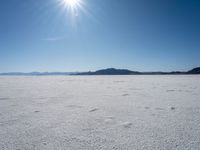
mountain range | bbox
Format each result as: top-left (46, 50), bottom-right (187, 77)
top-left (76, 67), bottom-right (200, 75)
top-left (0, 67), bottom-right (200, 76)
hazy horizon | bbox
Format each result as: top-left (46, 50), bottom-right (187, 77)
top-left (0, 66), bottom-right (199, 75)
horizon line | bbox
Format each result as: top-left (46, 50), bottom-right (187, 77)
top-left (0, 66), bottom-right (199, 74)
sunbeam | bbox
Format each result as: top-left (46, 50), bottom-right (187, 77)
top-left (58, 0), bottom-right (84, 17)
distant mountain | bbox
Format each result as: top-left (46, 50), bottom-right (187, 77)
top-left (77, 68), bottom-right (141, 75)
top-left (187, 67), bottom-right (200, 74)
top-left (76, 67), bottom-right (200, 75)
top-left (0, 67), bottom-right (200, 76)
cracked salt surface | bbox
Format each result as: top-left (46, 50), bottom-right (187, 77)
top-left (0, 75), bottom-right (200, 150)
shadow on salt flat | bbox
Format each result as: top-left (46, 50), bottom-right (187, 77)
top-left (170, 107), bottom-right (176, 110)
top-left (0, 97), bottom-right (9, 101)
top-left (166, 90), bottom-right (176, 92)
top-left (144, 106), bottom-right (176, 111)
top-left (89, 108), bottom-right (98, 112)
top-left (166, 89), bottom-right (193, 93)
top-left (155, 107), bottom-right (176, 111)
top-left (122, 94), bottom-right (129, 96)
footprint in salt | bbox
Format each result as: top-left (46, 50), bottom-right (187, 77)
top-left (170, 107), bottom-right (176, 110)
top-left (166, 90), bottom-right (176, 92)
top-left (0, 97), bottom-right (9, 101)
top-left (121, 122), bottom-right (133, 128)
top-left (89, 108), bottom-right (98, 112)
top-left (122, 94), bottom-right (129, 96)
top-left (145, 107), bottom-right (150, 110)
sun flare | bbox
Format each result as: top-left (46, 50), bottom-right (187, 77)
top-left (58, 0), bottom-right (83, 17)
top-left (63, 0), bottom-right (80, 8)
top-left (57, 0), bottom-right (87, 23)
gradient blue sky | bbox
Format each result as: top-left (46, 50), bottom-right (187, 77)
top-left (0, 0), bottom-right (200, 72)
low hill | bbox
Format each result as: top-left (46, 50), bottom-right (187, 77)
top-left (187, 67), bottom-right (200, 74)
top-left (77, 68), bottom-right (140, 75)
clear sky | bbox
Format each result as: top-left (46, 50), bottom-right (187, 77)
top-left (0, 0), bottom-right (200, 72)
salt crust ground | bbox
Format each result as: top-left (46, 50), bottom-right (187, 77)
top-left (0, 75), bottom-right (200, 150)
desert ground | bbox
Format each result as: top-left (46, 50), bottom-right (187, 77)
top-left (0, 75), bottom-right (200, 150)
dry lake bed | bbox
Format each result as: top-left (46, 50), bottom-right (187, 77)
top-left (0, 75), bottom-right (200, 150)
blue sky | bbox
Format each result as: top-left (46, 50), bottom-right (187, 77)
top-left (0, 0), bottom-right (200, 72)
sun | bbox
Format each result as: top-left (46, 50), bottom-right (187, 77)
top-left (57, 0), bottom-right (85, 20)
top-left (63, 0), bottom-right (80, 8)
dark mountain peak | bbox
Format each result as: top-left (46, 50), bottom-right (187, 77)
top-left (96, 68), bottom-right (133, 73)
top-left (95, 68), bottom-right (140, 75)
top-left (187, 67), bottom-right (200, 74)
top-left (77, 68), bottom-right (140, 75)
